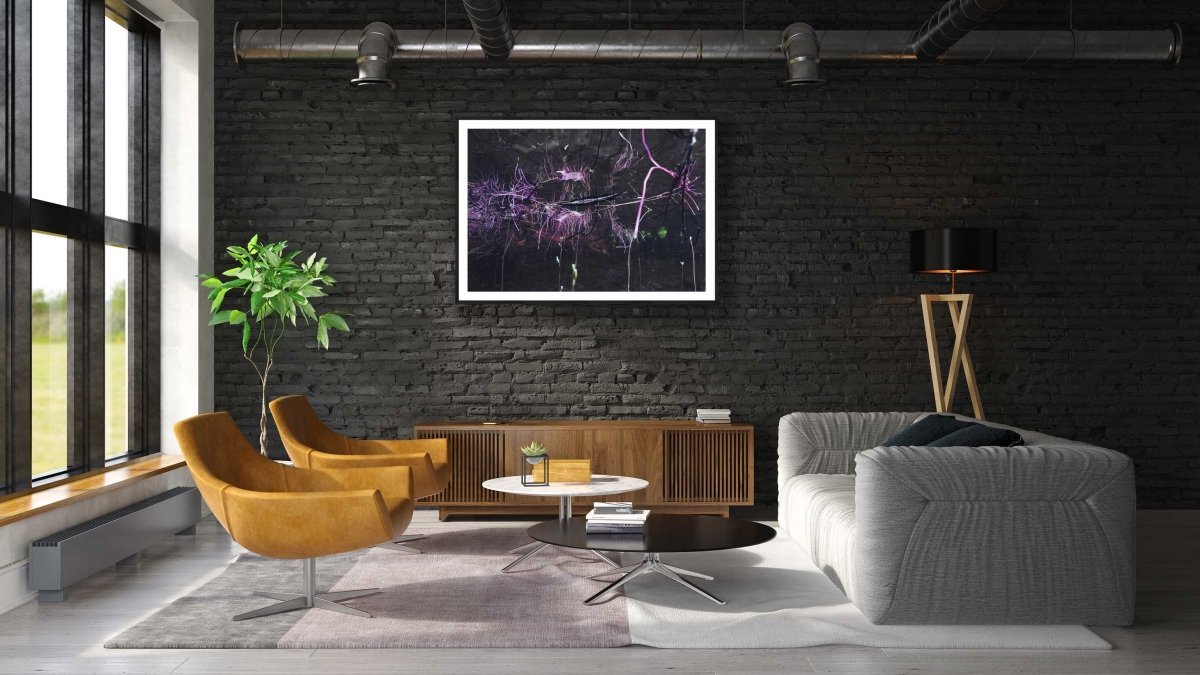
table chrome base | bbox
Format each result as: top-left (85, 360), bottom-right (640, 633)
top-left (502, 542), bottom-right (621, 572)
top-left (585, 553), bottom-right (724, 606)
top-left (590, 560), bottom-right (713, 581)
top-left (503, 495), bottom-right (622, 572)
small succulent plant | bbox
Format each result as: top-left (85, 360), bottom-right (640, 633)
top-left (520, 441), bottom-right (548, 457)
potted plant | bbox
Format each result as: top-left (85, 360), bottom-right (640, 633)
top-left (521, 441), bottom-right (549, 464)
top-left (520, 442), bottom-right (550, 487)
top-left (199, 236), bottom-right (349, 456)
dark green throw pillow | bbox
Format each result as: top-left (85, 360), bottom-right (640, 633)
top-left (927, 423), bottom-right (1024, 447)
top-left (881, 414), bottom-right (975, 446)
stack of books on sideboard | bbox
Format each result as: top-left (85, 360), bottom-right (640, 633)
top-left (585, 502), bottom-right (650, 534)
top-left (696, 408), bottom-right (731, 424)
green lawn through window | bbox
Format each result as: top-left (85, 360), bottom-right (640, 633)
top-left (31, 340), bottom-right (126, 477)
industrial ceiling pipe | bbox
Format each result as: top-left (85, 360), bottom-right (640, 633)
top-left (781, 23), bottom-right (824, 87)
top-left (462, 0), bottom-right (514, 59)
top-left (349, 21), bottom-right (397, 88)
top-left (235, 27), bottom-right (1181, 63)
top-left (912, 0), bottom-right (1011, 62)
top-left (232, 26), bottom-right (1183, 86)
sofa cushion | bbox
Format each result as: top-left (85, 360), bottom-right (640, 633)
top-left (934, 413), bottom-right (1095, 450)
top-left (927, 423), bottom-right (1023, 447)
top-left (880, 414), bottom-right (974, 446)
top-left (778, 474), bottom-right (859, 602)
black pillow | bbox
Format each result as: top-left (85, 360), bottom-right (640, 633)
top-left (881, 415), bottom-right (975, 446)
top-left (927, 423), bottom-right (1023, 447)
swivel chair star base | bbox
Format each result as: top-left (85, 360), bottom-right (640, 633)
top-left (375, 539), bottom-right (422, 554)
top-left (236, 558), bottom-right (379, 621)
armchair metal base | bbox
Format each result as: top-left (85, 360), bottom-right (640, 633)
top-left (234, 558), bottom-right (379, 621)
top-left (377, 534), bottom-right (425, 553)
top-left (375, 539), bottom-right (422, 554)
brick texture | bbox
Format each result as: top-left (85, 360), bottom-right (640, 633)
top-left (214, 1), bottom-right (1200, 508)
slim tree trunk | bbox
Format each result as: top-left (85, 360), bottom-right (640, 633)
top-left (258, 353), bottom-right (273, 456)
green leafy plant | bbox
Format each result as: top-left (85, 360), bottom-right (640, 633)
top-left (520, 441), bottom-right (548, 457)
top-left (199, 236), bottom-right (349, 455)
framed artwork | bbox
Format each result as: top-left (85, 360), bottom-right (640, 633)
top-left (458, 119), bottom-right (716, 302)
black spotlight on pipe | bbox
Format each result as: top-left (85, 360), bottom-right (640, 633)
top-left (781, 23), bottom-right (825, 88)
top-left (351, 22), bottom-right (397, 88)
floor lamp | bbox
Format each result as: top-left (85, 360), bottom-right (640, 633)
top-left (910, 228), bottom-right (997, 420)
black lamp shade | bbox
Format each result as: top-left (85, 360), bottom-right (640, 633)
top-left (910, 228), bottom-right (997, 275)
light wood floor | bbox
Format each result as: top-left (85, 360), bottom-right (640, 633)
top-left (0, 510), bottom-right (1197, 674)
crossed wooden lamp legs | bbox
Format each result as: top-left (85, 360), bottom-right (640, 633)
top-left (919, 293), bottom-right (985, 420)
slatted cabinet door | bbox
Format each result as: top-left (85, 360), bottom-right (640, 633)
top-left (414, 428), bottom-right (506, 505)
top-left (662, 429), bottom-right (754, 505)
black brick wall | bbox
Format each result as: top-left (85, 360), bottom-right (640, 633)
top-left (214, 1), bottom-right (1200, 509)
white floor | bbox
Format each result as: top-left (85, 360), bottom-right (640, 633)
top-left (0, 510), bottom-right (1196, 674)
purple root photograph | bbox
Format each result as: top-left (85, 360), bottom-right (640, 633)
top-left (458, 120), bottom-right (716, 302)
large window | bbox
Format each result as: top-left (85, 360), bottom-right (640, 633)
top-left (31, 233), bottom-right (69, 476)
top-left (1, 0), bottom-right (159, 491)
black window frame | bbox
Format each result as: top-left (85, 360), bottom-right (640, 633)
top-left (0, 0), bottom-right (160, 493)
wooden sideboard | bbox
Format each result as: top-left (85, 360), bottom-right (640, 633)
top-left (413, 420), bottom-right (754, 519)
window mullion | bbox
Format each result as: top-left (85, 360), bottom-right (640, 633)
top-left (139, 29), bottom-right (160, 458)
top-left (65, 0), bottom-right (105, 474)
top-left (84, 0), bottom-right (106, 472)
top-left (126, 26), bottom-right (145, 456)
top-left (3, 0), bottom-right (34, 492)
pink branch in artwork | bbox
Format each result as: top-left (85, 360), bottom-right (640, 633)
top-left (632, 129), bottom-right (679, 240)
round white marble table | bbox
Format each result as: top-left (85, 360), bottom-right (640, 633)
top-left (482, 474), bottom-right (649, 572)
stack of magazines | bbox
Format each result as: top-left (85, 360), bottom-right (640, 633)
top-left (696, 408), bottom-right (731, 424)
top-left (585, 501), bottom-right (650, 534)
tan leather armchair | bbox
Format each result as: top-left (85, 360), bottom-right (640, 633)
top-left (269, 395), bottom-right (450, 553)
top-left (174, 412), bottom-right (415, 621)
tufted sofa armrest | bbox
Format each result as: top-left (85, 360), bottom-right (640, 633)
top-left (853, 443), bottom-right (1136, 625)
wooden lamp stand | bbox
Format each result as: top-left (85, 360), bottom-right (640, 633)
top-left (919, 292), bottom-right (985, 420)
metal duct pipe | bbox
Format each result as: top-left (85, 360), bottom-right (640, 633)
top-left (912, 0), bottom-right (1011, 62)
top-left (781, 23), bottom-right (824, 87)
top-left (350, 21), bottom-right (397, 87)
top-left (823, 27), bottom-right (1182, 64)
top-left (232, 26), bottom-right (1182, 69)
top-left (233, 28), bottom-right (783, 62)
top-left (462, 0), bottom-right (514, 59)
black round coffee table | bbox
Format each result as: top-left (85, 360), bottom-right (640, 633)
top-left (528, 514), bottom-right (775, 606)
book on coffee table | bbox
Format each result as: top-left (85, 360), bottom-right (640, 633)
top-left (585, 523), bottom-right (646, 534)
top-left (591, 501), bottom-right (634, 515)
top-left (585, 507), bottom-right (650, 534)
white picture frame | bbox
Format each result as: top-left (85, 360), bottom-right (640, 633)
top-left (458, 119), bottom-right (716, 302)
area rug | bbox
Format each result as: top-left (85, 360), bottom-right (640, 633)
top-left (105, 526), bottom-right (1110, 649)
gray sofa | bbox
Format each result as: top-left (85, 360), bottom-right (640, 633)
top-left (777, 412), bottom-right (1135, 626)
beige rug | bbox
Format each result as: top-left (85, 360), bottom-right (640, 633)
top-left (106, 525), bottom-right (1110, 649)
top-left (279, 529), bottom-right (627, 648)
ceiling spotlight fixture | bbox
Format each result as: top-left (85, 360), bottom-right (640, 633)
top-left (350, 21), bottom-right (397, 88)
top-left (781, 23), bottom-right (824, 88)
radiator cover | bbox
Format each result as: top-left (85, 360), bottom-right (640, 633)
top-left (29, 486), bottom-right (201, 601)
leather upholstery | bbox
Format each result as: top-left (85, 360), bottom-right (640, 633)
top-left (173, 412), bottom-right (415, 559)
top-left (269, 395), bottom-right (451, 499)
